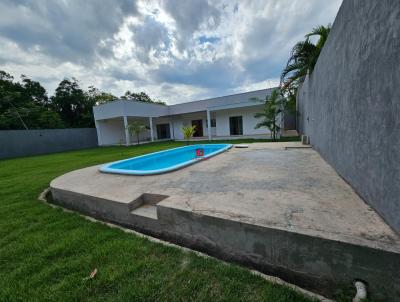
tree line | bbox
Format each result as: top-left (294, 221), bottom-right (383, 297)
top-left (0, 70), bottom-right (165, 130)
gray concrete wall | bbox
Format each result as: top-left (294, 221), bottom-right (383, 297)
top-left (298, 0), bottom-right (400, 232)
top-left (0, 128), bottom-right (98, 159)
top-left (50, 185), bottom-right (400, 300)
top-left (283, 110), bottom-right (296, 130)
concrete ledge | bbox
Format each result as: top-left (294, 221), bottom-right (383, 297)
top-left (51, 184), bottom-right (400, 299)
top-left (50, 142), bottom-right (400, 300)
top-left (51, 188), bottom-right (165, 236)
top-left (157, 205), bottom-right (400, 299)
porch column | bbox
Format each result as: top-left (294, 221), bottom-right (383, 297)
top-left (94, 120), bottom-right (102, 146)
top-left (149, 117), bottom-right (154, 141)
top-left (207, 109), bottom-right (212, 140)
top-left (169, 120), bottom-right (175, 139)
top-left (123, 115), bottom-right (130, 146)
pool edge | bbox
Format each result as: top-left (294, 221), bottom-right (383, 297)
top-left (99, 144), bottom-right (233, 176)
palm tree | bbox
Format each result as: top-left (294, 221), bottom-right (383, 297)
top-left (181, 125), bottom-right (196, 145)
top-left (254, 89), bottom-right (283, 141)
top-left (306, 25), bottom-right (331, 51)
top-left (280, 25), bottom-right (331, 94)
top-left (127, 121), bottom-right (149, 145)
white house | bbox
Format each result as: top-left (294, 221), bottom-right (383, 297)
top-left (93, 88), bottom-right (280, 146)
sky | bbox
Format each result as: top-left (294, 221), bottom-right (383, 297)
top-left (0, 0), bottom-right (342, 104)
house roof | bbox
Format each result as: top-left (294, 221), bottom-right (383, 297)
top-left (168, 88), bottom-right (273, 115)
top-left (93, 88), bottom-right (275, 120)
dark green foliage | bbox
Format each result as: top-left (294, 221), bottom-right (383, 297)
top-left (86, 86), bottom-right (117, 105)
top-left (0, 70), bottom-right (163, 130)
top-left (51, 78), bottom-right (95, 128)
top-left (280, 25), bottom-right (331, 94)
top-left (278, 25), bottom-right (331, 130)
top-left (121, 90), bottom-right (166, 105)
top-left (0, 71), bottom-right (64, 130)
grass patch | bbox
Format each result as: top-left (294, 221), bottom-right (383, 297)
top-left (0, 138), bottom-right (317, 301)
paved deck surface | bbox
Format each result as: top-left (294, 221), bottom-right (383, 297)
top-left (51, 142), bottom-right (400, 252)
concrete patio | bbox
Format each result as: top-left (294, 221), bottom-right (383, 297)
top-left (50, 142), bottom-right (400, 300)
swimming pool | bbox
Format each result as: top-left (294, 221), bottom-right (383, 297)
top-left (100, 144), bottom-right (232, 175)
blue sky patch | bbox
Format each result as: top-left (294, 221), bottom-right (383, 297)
top-left (198, 35), bottom-right (220, 44)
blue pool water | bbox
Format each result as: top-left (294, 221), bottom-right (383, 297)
top-left (100, 144), bottom-right (232, 175)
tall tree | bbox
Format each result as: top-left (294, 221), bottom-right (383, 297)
top-left (51, 78), bottom-right (94, 128)
top-left (0, 70), bottom-right (166, 130)
top-left (86, 86), bottom-right (117, 105)
top-left (121, 91), bottom-right (166, 105)
top-left (20, 75), bottom-right (49, 106)
top-left (0, 71), bottom-right (63, 129)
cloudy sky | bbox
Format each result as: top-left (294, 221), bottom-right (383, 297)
top-left (0, 0), bottom-right (342, 104)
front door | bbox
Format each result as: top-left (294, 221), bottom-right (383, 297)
top-left (191, 120), bottom-right (203, 137)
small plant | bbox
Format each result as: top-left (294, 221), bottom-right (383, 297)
top-left (253, 88), bottom-right (283, 141)
top-left (181, 125), bottom-right (196, 145)
top-left (127, 121), bottom-right (149, 145)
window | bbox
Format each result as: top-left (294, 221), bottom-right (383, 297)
top-left (206, 119), bottom-right (216, 127)
top-left (229, 116), bottom-right (243, 135)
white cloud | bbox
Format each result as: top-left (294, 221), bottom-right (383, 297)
top-left (0, 0), bottom-right (343, 104)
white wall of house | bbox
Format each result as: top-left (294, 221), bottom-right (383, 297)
top-left (96, 105), bottom-right (277, 145)
top-left (93, 89), bottom-right (280, 145)
top-left (171, 118), bottom-right (184, 140)
top-left (214, 106), bottom-right (270, 137)
top-left (97, 117), bottom-right (154, 145)
top-left (170, 112), bottom-right (208, 139)
top-left (97, 118), bottom-right (126, 145)
top-left (153, 117), bottom-right (172, 140)
top-left (93, 101), bottom-right (125, 120)
top-left (124, 102), bottom-right (168, 117)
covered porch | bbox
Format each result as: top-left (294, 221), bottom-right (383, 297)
top-left (93, 99), bottom-right (278, 146)
top-left (95, 115), bottom-right (172, 146)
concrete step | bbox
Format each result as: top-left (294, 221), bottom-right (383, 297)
top-left (282, 130), bottom-right (299, 137)
top-left (128, 193), bottom-right (168, 220)
top-left (130, 204), bottom-right (158, 220)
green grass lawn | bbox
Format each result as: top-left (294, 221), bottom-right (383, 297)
top-left (0, 138), bottom-right (318, 302)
